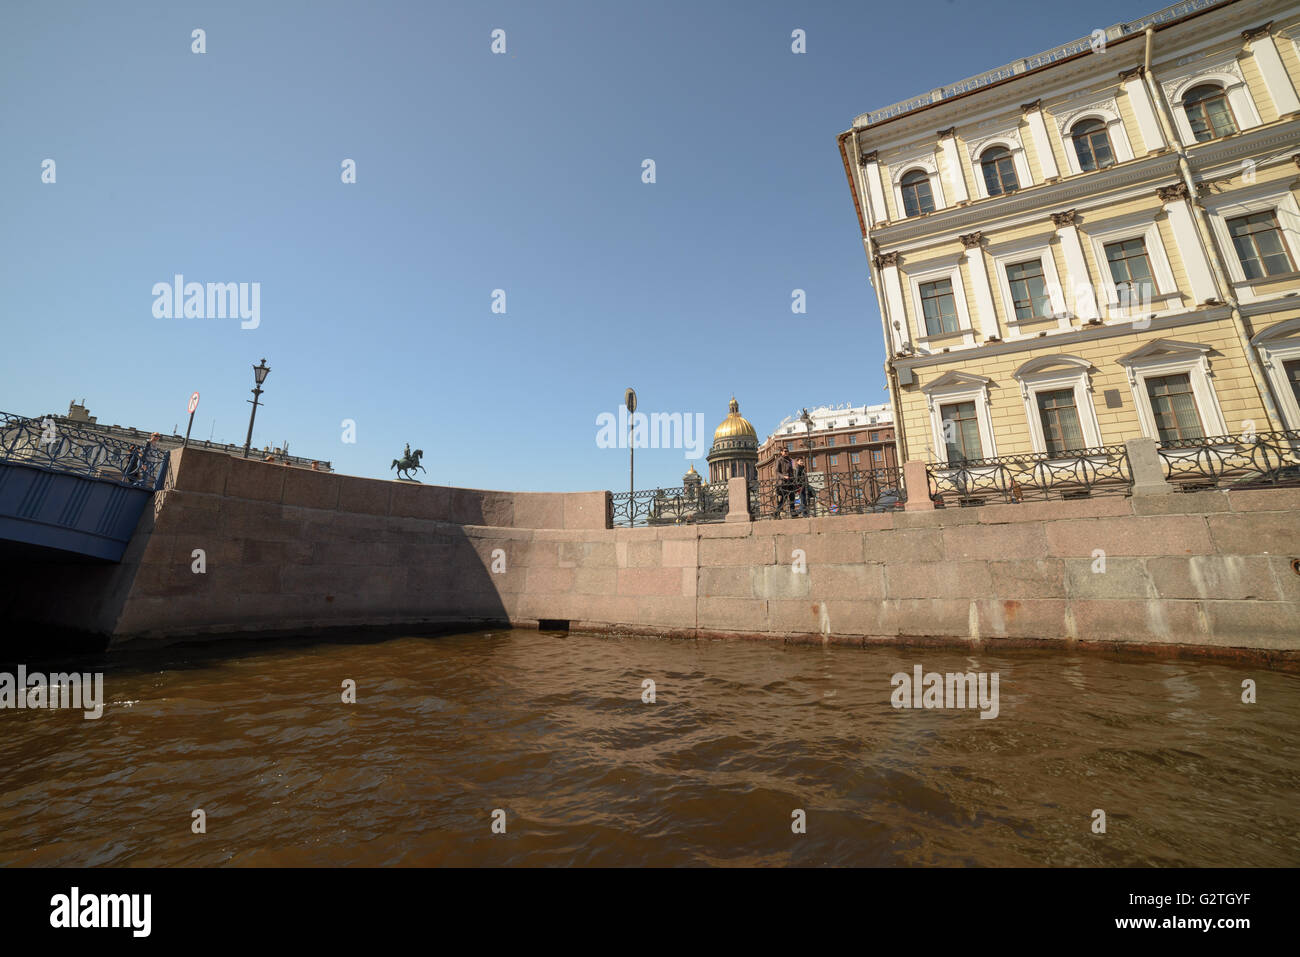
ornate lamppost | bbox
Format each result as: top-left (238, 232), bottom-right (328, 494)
top-left (242, 359), bottom-right (270, 458)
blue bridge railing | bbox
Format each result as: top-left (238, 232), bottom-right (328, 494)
top-left (0, 412), bottom-right (169, 490)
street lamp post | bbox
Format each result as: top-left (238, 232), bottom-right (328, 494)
top-left (626, 387), bottom-right (637, 499)
top-left (800, 408), bottom-right (814, 516)
top-left (242, 359), bottom-right (271, 458)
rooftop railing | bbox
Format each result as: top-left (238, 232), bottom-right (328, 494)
top-left (855, 0), bottom-right (1228, 127)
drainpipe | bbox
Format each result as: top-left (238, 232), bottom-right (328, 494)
top-left (1141, 25), bottom-right (1285, 434)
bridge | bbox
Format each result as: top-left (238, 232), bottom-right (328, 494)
top-left (0, 412), bottom-right (168, 562)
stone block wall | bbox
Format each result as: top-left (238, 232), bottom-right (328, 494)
top-left (5, 447), bottom-right (1297, 663)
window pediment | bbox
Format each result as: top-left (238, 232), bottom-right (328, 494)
top-left (1014, 354), bottom-right (1092, 379)
top-left (920, 370), bottom-right (993, 395)
top-left (1251, 316), bottom-right (1300, 347)
top-left (1117, 338), bottom-right (1212, 366)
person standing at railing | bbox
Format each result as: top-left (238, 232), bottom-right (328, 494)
top-left (775, 447), bottom-right (797, 518)
top-left (794, 456), bottom-right (814, 517)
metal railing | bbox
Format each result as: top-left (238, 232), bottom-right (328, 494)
top-left (927, 446), bottom-right (1131, 507)
top-left (1158, 429), bottom-right (1300, 490)
top-left (749, 467), bottom-right (905, 520)
top-left (856, 0), bottom-right (1226, 126)
top-left (610, 482), bottom-right (729, 528)
top-left (0, 412), bottom-right (169, 490)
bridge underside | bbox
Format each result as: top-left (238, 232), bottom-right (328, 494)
top-left (0, 462), bottom-right (155, 562)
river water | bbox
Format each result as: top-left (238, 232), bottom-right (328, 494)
top-left (1, 629), bottom-right (1296, 867)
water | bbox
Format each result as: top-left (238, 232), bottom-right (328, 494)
top-left (1, 629), bottom-right (1296, 867)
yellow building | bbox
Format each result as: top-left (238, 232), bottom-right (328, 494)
top-left (839, 0), bottom-right (1300, 469)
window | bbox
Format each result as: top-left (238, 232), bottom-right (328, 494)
top-left (869, 431), bottom-right (879, 442)
top-left (811, 456), bottom-right (818, 468)
top-left (1286, 359), bottom-right (1300, 409)
top-left (1227, 212), bottom-right (1294, 280)
top-left (1006, 259), bottom-right (1051, 320)
top-left (940, 401), bottom-right (983, 463)
top-left (1036, 389), bottom-right (1085, 455)
top-left (1183, 84), bottom-right (1236, 142)
top-left (872, 449), bottom-right (883, 463)
top-left (851, 452), bottom-right (860, 465)
top-left (1146, 373), bottom-right (1203, 442)
top-left (1104, 238), bottom-right (1157, 301)
top-left (1071, 119), bottom-right (1115, 172)
top-left (980, 147), bottom-right (1019, 196)
top-left (827, 436), bottom-right (836, 447)
top-left (901, 169), bottom-right (935, 217)
top-left (848, 435), bottom-right (857, 445)
top-left (919, 278), bottom-right (961, 335)
top-left (785, 441), bottom-right (792, 451)
top-left (829, 454), bottom-right (839, 466)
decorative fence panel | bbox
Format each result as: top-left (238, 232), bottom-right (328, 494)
top-left (610, 482), bottom-right (729, 528)
top-left (927, 446), bottom-right (1131, 507)
top-left (1158, 429), bottom-right (1300, 490)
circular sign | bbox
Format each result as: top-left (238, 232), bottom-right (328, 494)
top-left (188, 391), bottom-right (200, 414)
top-left (625, 388), bottom-right (637, 413)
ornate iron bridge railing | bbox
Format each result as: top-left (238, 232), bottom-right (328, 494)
top-left (927, 446), bottom-right (1132, 507)
top-left (0, 412), bottom-right (169, 490)
top-left (610, 482), bottom-right (729, 528)
top-left (749, 467), bottom-right (905, 520)
top-left (1158, 429), bottom-right (1300, 490)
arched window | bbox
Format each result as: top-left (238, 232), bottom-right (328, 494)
top-left (900, 169), bottom-right (935, 217)
top-left (980, 147), bottom-right (1019, 196)
top-left (1183, 84), bottom-right (1236, 142)
top-left (1071, 119), bottom-right (1115, 172)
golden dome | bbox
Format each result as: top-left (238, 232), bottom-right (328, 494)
top-left (713, 397), bottom-right (757, 441)
top-left (684, 463), bottom-right (699, 476)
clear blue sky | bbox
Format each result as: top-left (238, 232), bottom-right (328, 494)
top-left (1, 0), bottom-right (1148, 491)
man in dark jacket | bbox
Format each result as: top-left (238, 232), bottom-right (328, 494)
top-left (775, 447), bottom-right (796, 518)
top-left (793, 456), bottom-right (814, 516)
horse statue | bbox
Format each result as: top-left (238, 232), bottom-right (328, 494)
top-left (391, 444), bottom-right (426, 481)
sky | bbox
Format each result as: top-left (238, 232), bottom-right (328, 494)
top-left (1, 0), bottom-right (1153, 491)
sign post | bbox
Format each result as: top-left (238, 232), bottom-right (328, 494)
top-left (183, 391), bottom-right (200, 449)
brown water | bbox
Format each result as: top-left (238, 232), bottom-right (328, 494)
top-left (1, 629), bottom-right (1297, 867)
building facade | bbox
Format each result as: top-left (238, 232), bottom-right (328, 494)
top-left (756, 402), bottom-right (897, 483)
top-left (838, 0), bottom-right (1300, 470)
top-left (50, 400), bottom-right (332, 470)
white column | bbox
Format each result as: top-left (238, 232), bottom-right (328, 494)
top-left (1244, 29), bottom-right (1300, 117)
top-left (1159, 184), bottom-right (1219, 304)
top-left (1052, 210), bottom-right (1096, 323)
top-left (1022, 100), bottom-right (1060, 181)
top-left (862, 152), bottom-right (889, 224)
top-left (876, 252), bottom-right (914, 347)
top-left (1121, 67), bottom-right (1166, 153)
top-left (959, 232), bottom-right (1000, 341)
top-left (937, 128), bottom-right (968, 203)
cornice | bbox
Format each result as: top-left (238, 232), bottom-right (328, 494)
top-left (893, 305), bottom-right (1235, 371)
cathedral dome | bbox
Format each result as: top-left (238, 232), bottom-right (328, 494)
top-left (713, 397), bottom-right (757, 442)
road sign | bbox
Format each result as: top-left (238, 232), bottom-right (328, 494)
top-left (184, 392), bottom-right (200, 448)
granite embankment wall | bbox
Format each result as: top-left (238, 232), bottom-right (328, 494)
top-left (4, 446), bottom-right (1298, 659)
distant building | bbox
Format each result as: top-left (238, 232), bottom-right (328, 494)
top-left (757, 402), bottom-right (898, 484)
top-left (49, 400), bottom-right (332, 471)
top-left (707, 397), bottom-right (759, 483)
